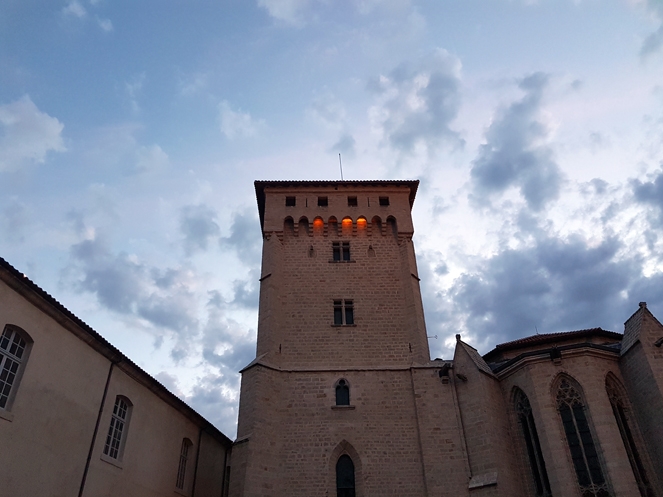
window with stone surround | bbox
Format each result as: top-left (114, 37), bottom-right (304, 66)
top-left (335, 379), bottom-right (350, 406)
top-left (605, 375), bottom-right (654, 497)
top-left (0, 325), bottom-right (32, 412)
top-left (332, 242), bottom-right (351, 261)
top-left (336, 455), bottom-right (356, 497)
top-left (555, 377), bottom-right (611, 497)
top-left (103, 396), bottom-right (132, 461)
top-left (514, 388), bottom-right (552, 497)
top-left (333, 300), bottom-right (354, 325)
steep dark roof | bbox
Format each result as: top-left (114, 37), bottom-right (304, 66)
top-left (457, 340), bottom-right (496, 378)
top-left (254, 179), bottom-right (419, 230)
top-left (0, 256), bottom-right (232, 447)
top-left (483, 327), bottom-right (622, 362)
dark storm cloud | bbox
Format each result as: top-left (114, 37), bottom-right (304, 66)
top-left (371, 49), bottom-right (463, 154)
top-left (631, 165), bottom-right (663, 224)
top-left (443, 235), bottom-right (642, 349)
top-left (68, 236), bottom-right (199, 339)
top-left (180, 204), bottom-right (221, 255)
top-left (470, 73), bottom-right (563, 211)
top-left (220, 209), bottom-right (262, 266)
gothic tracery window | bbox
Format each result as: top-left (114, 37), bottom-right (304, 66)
top-left (335, 379), bottom-right (350, 406)
top-left (514, 388), bottom-right (552, 497)
top-left (605, 376), bottom-right (655, 497)
top-left (556, 378), bottom-right (611, 497)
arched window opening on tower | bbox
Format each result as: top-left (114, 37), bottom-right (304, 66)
top-left (333, 300), bottom-right (354, 325)
top-left (313, 217), bottom-right (324, 232)
top-left (341, 217), bottom-right (353, 233)
top-left (356, 217), bottom-right (367, 231)
top-left (336, 455), bottom-right (356, 497)
top-left (335, 379), bottom-right (350, 406)
top-left (605, 376), bottom-right (655, 497)
top-left (175, 438), bottom-right (193, 490)
top-left (555, 377), bottom-right (611, 497)
top-left (0, 325), bottom-right (32, 411)
top-left (103, 396), bottom-right (133, 461)
top-left (514, 388), bottom-right (552, 497)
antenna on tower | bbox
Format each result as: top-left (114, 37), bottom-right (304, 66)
top-left (339, 153), bottom-right (344, 180)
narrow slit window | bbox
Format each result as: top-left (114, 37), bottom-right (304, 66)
top-left (347, 196), bottom-right (357, 207)
top-left (318, 196), bottom-right (328, 207)
top-left (285, 196), bottom-right (296, 206)
top-left (379, 196), bottom-right (389, 206)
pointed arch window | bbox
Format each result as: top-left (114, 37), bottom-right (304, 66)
top-left (336, 454), bottom-right (355, 497)
top-left (556, 378), bottom-right (611, 497)
top-left (605, 377), bottom-right (654, 497)
top-left (514, 388), bottom-right (552, 497)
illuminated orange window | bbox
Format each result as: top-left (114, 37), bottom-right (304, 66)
top-left (313, 217), bottom-right (324, 230)
top-left (356, 217), bottom-right (367, 230)
top-left (342, 217), bottom-right (353, 230)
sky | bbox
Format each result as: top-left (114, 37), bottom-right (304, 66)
top-left (2, 0), bottom-right (663, 437)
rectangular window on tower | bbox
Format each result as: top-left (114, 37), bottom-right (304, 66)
top-left (333, 300), bottom-right (355, 326)
top-left (332, 242), bottom-right (351, 262)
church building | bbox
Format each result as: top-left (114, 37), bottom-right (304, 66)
top-left (0, 179), bottom-right (662, 497)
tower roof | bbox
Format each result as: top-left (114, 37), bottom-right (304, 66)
top-left (254, 179), bottom-right (419, 230)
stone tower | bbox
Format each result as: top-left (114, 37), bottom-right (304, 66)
top-left (229, 180), bottom-right (454, 496)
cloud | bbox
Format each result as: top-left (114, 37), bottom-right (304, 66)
top-left (469, 73), bottom-right (563, 211)
top-left (369, 48), bottom-right (463, 155)
top-left (135, 144), bottom-right (168, 173)
top-left (0, 95), bottom-right (65, 172)
top-left (126, 73), bottom-right (146, 114)
top-left (220, 209), bottom-right (262, 266)
top-left (97, 17), bottom-right (113, 32)
top-left (440, 235), bottom-right (641, 350)
top-left (218, 101), bottom-right (264, 139)
top-left (257, 0), bottom-right (311, 26)
top-left (330, 133), bottom-right (356, 157)
top-left (62, 0), bottom-right (86, 18)
top-left (631, 165), bottom-right (663, 226)
top-left (640, 0), bottom-right (663, 57)
top-left (180, 204), bottom-right (221, 255)
top-left (68, 236), bottom-right (200, 346)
